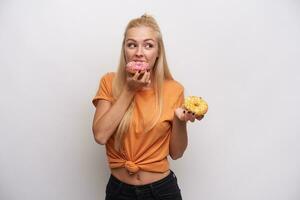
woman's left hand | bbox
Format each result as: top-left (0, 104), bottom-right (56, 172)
top-left (174, 107), bottom-right (204, 122)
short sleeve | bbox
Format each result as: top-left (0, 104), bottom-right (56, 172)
top-left (173, 87), bottom-right (184, 109)
top-left (92, 72), bottom-right (115, 107)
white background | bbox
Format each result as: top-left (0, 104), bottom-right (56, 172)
top-left (1, 0), bottom-right (300, 199)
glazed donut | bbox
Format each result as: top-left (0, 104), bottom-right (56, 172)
top-left (183, 96), bottom-right (208, 116)
top-left (125, 61), bottom-right (150, 74)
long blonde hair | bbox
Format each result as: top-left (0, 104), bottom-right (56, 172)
top-left (112, 14), bottom-right (173, 151)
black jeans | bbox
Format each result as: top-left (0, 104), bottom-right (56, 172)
top-left (105, 170), bottom-right (182, 200)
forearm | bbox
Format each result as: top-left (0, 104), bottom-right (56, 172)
top-left (169, 114), bottom-right (188, 159)
top-left (93, 89), bottom-right (135, 144)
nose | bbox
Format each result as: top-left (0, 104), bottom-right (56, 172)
top-left (135, 45), bottom-right (144, 57)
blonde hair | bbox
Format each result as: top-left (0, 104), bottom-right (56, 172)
top-left (112, 14), bottom-right (173, 151)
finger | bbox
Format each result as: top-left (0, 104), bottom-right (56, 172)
top-left (186, 111), bottom-right (195, 122)
top-left (132, 71), bottom-right (140, 80)
top-left (184, 111), bottom-right (190, 121)
top-left (140, 72), bottom-right (147, 82)
top-left (145, 71), bottom-right (151, 84)
top-left (141, 72), bottom-right (151, 87)
top-left (140, 71), bottom-right (149, 82)
top-left (191, 112), bottom-right (196, 122)
top-left (179, 109), bottom-right (187, 121)
top-left (190, 118), bottom-right (195, 122)
top-left (146, 70), bottom-right (151, 81)
top-left (126, 71), bottom-right (134, 77)
top-left (189, 113), bottom-right (196, 122)
top-left (196, 115), bottom-right (204, 120)
top-left (175, 107), bottom-right (184, 121)
top-left (147, 79), bottom-right (151, 86)
top-left (175, 108), bottom-right (184, 120)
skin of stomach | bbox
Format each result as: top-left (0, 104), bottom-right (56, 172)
top-left (111, 168), bottom-right (171, 185)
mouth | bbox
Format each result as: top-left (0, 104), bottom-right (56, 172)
top-left (132, 60), bottom-right (147, 62)
top-left (125, 61), bottom-right (150, 73)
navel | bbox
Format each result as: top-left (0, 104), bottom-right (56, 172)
top-left (136, 173), bottom-right (141, 180)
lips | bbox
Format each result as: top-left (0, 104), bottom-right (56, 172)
top-left (125, 61), bottom-right (150, 73)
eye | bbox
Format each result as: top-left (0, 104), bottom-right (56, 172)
top-left (144, 43), bottom-right (154, 49)
top-left (127, 43), bottom-right (136, 48)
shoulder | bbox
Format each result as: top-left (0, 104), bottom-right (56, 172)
top-left (100, 72), bottom-right (116, 81)
top-left (164, 79), bottom-right (184, 94)
top-left (98, 72), bottom-right (116, 86)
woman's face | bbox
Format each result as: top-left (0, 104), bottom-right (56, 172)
top-left (124, 26), bottom-right (159, 70)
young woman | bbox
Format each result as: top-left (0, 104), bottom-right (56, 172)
top-left (92, 14), bottom-right (203, 200)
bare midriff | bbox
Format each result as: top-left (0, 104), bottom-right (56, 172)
top-left (111, 168), bottom-right (171, 185)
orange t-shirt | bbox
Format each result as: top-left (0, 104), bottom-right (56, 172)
top-left (92, 72), bottom-right (184, 173)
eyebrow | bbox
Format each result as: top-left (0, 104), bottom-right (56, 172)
top-left (126, 38), bottom-right (155, 42)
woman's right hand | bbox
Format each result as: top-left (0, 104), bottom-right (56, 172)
top-left (126, 70), bottom-right (151, 92)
